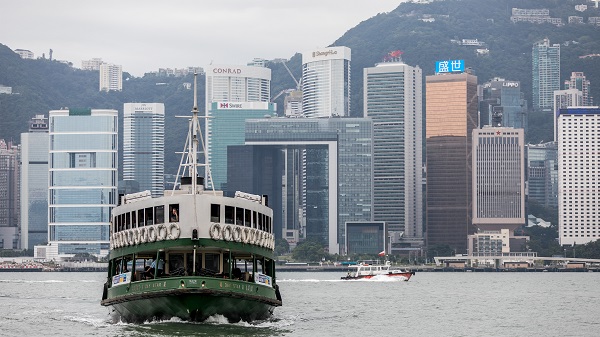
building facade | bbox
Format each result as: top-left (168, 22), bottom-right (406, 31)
top-left (557, 107), bottom-right (600, 245)
top-left (48, 108), bottom-right (118, 259)
top-left (532, 38), bottom-right (560, 112)
top-left (479, 77), bottom-right (526, 129)
top-left (363, 56), bottom-right (423, 238)
top-left (564, 71), bottom-right (592, 106)
top-left (205, 64), bottom-right (271, 114)
top-left (527, 142), bottom-right (558, 209)
top-left (20, 115), bottom-right (49, 250)
top-left (0, 140), bottom-right (20, 249)
top-left (123, 103), bottom-right (165, 197)
top-left (99, 63), bottom-right (123, 92)
top-left (301, 46), bottom-right (351, 118)
top-left (82, 58), bottom-right (103, 71)
top-left (553, 89), bottom-right (583, 141)
top-left (426, 71), bottom-right (479, 254)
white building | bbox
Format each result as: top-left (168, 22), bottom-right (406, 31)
top-left (557, 107), bottom-right (600, 245)
top-left (123, 103), bottom-right (165, 198)
top-left (14, 49), bottom-right (34, 59)
top-left (363, 54), bottom-right (423, 237)
top-left (82, 58), bottom-right (103, 71)
top-left (302, 46), bottom-right (351, 118)
top-left (553, 89), bottom-right (583, 141)
top-left (99, 63), bottom-right (122, 92)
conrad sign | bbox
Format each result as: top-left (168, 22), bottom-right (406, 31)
top-left (212, 68), bottom-right (242, 74)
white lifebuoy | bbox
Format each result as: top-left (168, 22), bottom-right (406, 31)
top-left (210, 223), bottom-right (221, 240)
top-left (253, 229), bottom-right (260, 245)
top-left (117, 232), bottom-right (122, 247)
top-left (168, 223), bottom-right (181, 240)
top-left (125, 230), bottom-right (131, 246)
top-left (242, 228), bottom-right (250, 244)
top-left (222, 225), bottom-right (233, 241)
top-left (232, 226), bottom-right (242, 242)
top-left (157, 224), bottom-right (168, 241)
top-left (147, 225), bottom-right (157, 242)
top-left (139, 227), bottom-right (147, 243)
top-left (133, 228), bottom-right (140, 245)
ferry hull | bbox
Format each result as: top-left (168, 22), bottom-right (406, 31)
top-left (341, 271), bottom-right (415, 281)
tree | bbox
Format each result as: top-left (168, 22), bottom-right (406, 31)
top-left (291, 240), bottom-right (327, 262)
top-left (274, 237), bottom-right (290, 257)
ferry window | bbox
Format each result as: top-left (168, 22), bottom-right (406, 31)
top-left (125, 212), bottom-right (131, 229)
top-left (225, 206), bottom-right (234, 224)
top-left (131, 212), bottom-right (137, 228)
top-left (155, 205), bottom-right (165, 224)
top-left (236, 207), bottom-right (244, 226)
top-left (259, 213), bottom-right (264, 231)
top-left (120, 214), bottom-right (126, 231)
top-left (169, 253), bottom-right (185, 274)
top-left (145, 207), bottom-right (153, 225)
top-left (204, 253), bottom-right (221, 274)
top-left (253, 211), bottom-right (257, 228)
top-left (137, 209), bottom-right (144, 227)
top-left (169, 204), bottom-right (179, 222)
top-left (244, 209), bottom-right (251, 227)
top-left (210, 204), bottom-right (220, 223)
top-left (187, 252), bottom-right (201, 276)
top-left (267, 217), bottom-right (271, 233)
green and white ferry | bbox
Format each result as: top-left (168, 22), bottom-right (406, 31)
top-left (101, 74), bottom-right (282, 323)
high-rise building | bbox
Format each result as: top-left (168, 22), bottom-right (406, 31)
top-left (472, 127), bottom-right (525, 233)
top-left (205, 64), bottom-right (271, 114)
top-left (553, 89), bottom-right (583, 141)
top-left (206, 101), bottom-right (277, 190)
top-left (123, 103), bottom-right (165, 197)
top-left (363, 53), bottom-right (423, 238)
top-left (82, 58), bottom-right (103, 71)
top-left (557, 107), bottom-right (600, 245)
top-left (564, 71), bottom-right (592, 106)
top-left (0, 139), bottom-right (20, 249)
top-left (426, 71), bottom-right (478, 254)
top-left (20, 115), bottom-right (49, 250)
top-left (99, 63), bottom-right (123, 92)
top-left (47, 108), bottom-right (118, 259)
top-left (301, 46), bottom-right (351, 118)
top-left (479, 78), bottom-right (526, 129)
top-left (284, 90), bottom-right (303, 117)
top-left (532, 38), bottom-right (560, 112)
top-left (527, 142), bottom-right (558, 209)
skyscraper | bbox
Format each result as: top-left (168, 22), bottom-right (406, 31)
top-left (564, 71), bottom-right (592, 106)
top-left (426, 71), bottom-right (478, 254)
top-left (527, 142), bottom-right (558, 209)
top-left (363, 52), bottom-right (423, 238)
top-left (532, 38), bottom-right (560, 112)
top-left (99, 63), bottom-right (123, 92)
top-left (301, 46), bottom-right (351, 118)
top-left (205, 64), bottom-right (271, 114)
top-left (472, 127), bottom-right (525, 233)
top-left (20, 115), bottom-right (49, 250)
top-left (47, 108), bottom-right (118, 259)
top-left (123, 103), bottom-right (165, 197)
top-left (557, 107), bottom-right (600, 245)
top-left (479, 78), bottom-right (526, 129)
top-left (553, 89), bottom-right (583, 141)
top-left (0, 139), bottom-right (20, 249)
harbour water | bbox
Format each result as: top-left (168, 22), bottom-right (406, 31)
top-left (1, 271), bottom-right (599, 337)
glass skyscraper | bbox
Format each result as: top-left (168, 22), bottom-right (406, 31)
top-left (123, 103), bottom-right (164, 197)
top-left (479, 78), bottom-right (526, 129)
top-left (48, 108), bottom-right (118, 259)
top-left (532, 38), bottom-right (560, 112)
top-left (301, 46), bottom-right (351, 118)
top-left (20, 115), bottom-right (49, 250)
top-left (526, 142), bottom-right (558, 209)
top-left (364, 56), bottom-right (423, 238)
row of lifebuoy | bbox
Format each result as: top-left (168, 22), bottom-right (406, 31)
top-left (111, 223), bottom-right (181, 249)
top-left (209, 223), bottom-right (275, 250)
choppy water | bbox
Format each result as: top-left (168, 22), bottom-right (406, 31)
top-left (0, 271), bottom-right (599, 336)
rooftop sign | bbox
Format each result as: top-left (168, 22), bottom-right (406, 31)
top-left (435, 59), bottom-right (464, 74)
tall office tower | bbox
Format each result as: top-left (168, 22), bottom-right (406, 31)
top-left (557, 107), bottom-right (600, 245)
top-left (553, 89), bottom-right (583, 141)
top-left (48, 108), bottom-right (118, 259)
top-left (301, 46), bottom-right (351, 118)
top-left (99, 63), bottom-right (123, 92)
top-left (472, 127), bottom-right (525, 234)
top-left (426, 71), bottom-right (478, 254)
top-left (363, 53), bottom-right (423, 238)
top-left (527, 142), bottom-right (558, 209)
top-left (479, 78), bottom-right (527, 129)
top-left (532, 38), bottom-right (560, 112)
top-left (242, 118), bottom-right (373, 254)
top-left (123, 103), bottom-right (165, 198)
top-left (20, 115), bottom-right (49, 250)
top-left (207, 101), bottom-right (277, 190)
top-left (82, 58), bottom-right (103, 71)
top-left (564, 72), bottom-right (592, 106)
top-left (0, 139), bottom-right (20, 249)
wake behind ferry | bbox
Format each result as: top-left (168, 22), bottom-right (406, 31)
top-left (100, 74), bottom-right (282, 322)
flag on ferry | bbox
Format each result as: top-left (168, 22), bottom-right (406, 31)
top-left (378, 251), bottom-right (385, 256)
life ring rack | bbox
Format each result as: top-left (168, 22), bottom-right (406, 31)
top-left (210, 223), bottom-right (222, 240)
top-left (168, 222), bottom-right (181, 240)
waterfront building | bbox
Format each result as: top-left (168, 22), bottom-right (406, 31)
top-left (532, 38), bottom-right (560, 112)
top-left (207, 101), bottom-right (277, 190)
top-left (99, 63), bottom-right (123, 92)
top-left (479, 78), bottom-right (526, 129)
top-left (564, 72), bottom-right (592, 106)
top-left (301, 46), bottom-right (351, 118)
top-left (123, 103), bottom-right (165, 197)
top-left (426, 70), bottom-right (478, 254)
top-left (553, 89), bottom-right (583, 141)
top-left (527, 142), bottom-right (558, 209)
top-left (20, 115), bottom-right (49, 250)
top-left (0, 139), bottom-right (20, 249)
top-left (82, 58), bottom-right (103, 71)
top-left (363, 53), bottom-right (423, 238)
top-left (239, 117), bottom-right (373, 254)
top-left (557, 106), bottom-right (600, 245)
top-left (472, 127), bottom-right (525, 234)
top-left (345, 221), bottom-right (386, 255)
top-left (47, 108), bottom-right (118, 259)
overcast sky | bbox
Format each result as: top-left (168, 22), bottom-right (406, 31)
top-left (1, 1), bottom-right (404, 76)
